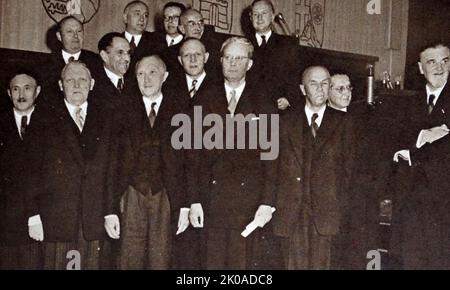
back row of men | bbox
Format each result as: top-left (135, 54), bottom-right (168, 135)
top-left (1, 0), bottom-right (450, 270)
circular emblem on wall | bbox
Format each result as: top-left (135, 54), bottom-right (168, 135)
top-left (42, 0), bottom-right (100, 24)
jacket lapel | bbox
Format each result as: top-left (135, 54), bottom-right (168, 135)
top-left (54, 100), bottom-right (85, 168)
top-left (314, 108), bottom-right (341, 151)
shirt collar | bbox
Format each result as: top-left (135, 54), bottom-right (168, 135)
top-left (166, 34), bottom-right (184, 46)
top-left (328, 103), bottom-right (348, 113)
top-left (426, 82), bottom-right (447, 104)
top-left (224, 80), bottom-right (246, 104)
top-left (64, 99), bottom-right (88, 116)
top-left (124, 31), bottom-right (143, 46)
top-left (13, 106), bottom-right (35, 126)
top-left (186, 71), bottom-right (207, 90)
top-left (104, 67), bottom-right (123, 87)
top-left (256, 30), bottom-right (272, 46)
top-left (142, 93), bottom-right (163, 116)
top-left (62, 50), bottom-right (82, 64)
top-left (304, 104), bottom-right (327, 127)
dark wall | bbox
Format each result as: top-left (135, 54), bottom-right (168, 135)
top-left (404, 0), bottom-right (450, 90)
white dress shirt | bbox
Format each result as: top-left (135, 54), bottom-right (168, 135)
top-left (64, 99), bottom-right (88, 127)
top-left (304, 105), bottom-right (327, 128)
top-left (13, 107), bottom-right (34, 137)
top-left (166, 34), bottom-right (183, 47)
top-left (225, 81), bottom-right (246, 105)
top-left (186, 71), bottom-right (207, 96)
top-left (104, 67), bottom-right (123, 88)
top-left (143, 93), bottom-right (163, 117)
top-left (256, 30), bottom-right (272, 47)
top-left (62, 50), bottom-right (81, 64)
top-left (124, 31), bottom-right (143, 47)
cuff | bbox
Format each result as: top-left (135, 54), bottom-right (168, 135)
top-left (416, 130), bottom-right (426, 148)
top-left (105, 214), bottom-right (119, 220)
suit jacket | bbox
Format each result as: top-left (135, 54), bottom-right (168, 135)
top-left (273, 107), bottom-right (353, 237)
top-left (0, 108), bottom-right (41, 245)
top-left (25, 97), bottom-right (118, 242)
top-left (147, 31), bottom-right (184, 75)
top-left (199, 26), bottom-right (228, 78)
top-left (248, 32), bottom-right (302, 109)
top-left (186, 80), bottom-right (278, 229)
top-left (92, 66), bottom-right (132, 110)
top-left (115, 91), bottom-right (185, 219)
top-left (40, 49), bottom-right (100, 107)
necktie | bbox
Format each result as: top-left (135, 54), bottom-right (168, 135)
top-left (260, 35), bottom-right (267, 49)
top-left (20, 115), bottom-right (27, 139)
top-left (228, 89), bottom-right (237, 116)
top-left (130, 36), bottom-right (137, 55)
top-left (149, 102), bottom-right (157, 128)
top-left (117, 78), bottom-right (124, 93)
top-left (75, 107), bottom-right (85, 132)
top-left (169, 39), bottom-right (175, 47)
top-left (68, 56), bottom-right (75, 63)
top-left (189, 79), bottom-right (198, 98)
top-left (428, 94), bottom-right (436, 115)
top-left (311, 113), bottom-right (319, 138)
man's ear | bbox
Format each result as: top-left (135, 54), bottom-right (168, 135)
top-left (90, 79), bottom-right (95, 91)
top-left (418, 62), bottom-right (424, 75)
top-left (123, 13), bottom-right (128, 26)
top-left (178, 56), bottom-right (183, 66)
top-left (59, 80), bottom-right (64, 91)
top-left (204, 52), bottom-right (210, 64)
top-left (246, 59), bottom-right (254, 72)
top-left (178, 25), bottom-right (186, 35)
top-left (7, 89), bottom-right (11, 98)
top-left (163, 72), bottom-right (169, 83)
top-left (56, 31), bottom-right (62, 43)
top-left (100, 50), bottom-right (109, 64)
top-left (35, 86), bottom-right (41, 99)
top-left (300, 84), bottom-right (306, 96)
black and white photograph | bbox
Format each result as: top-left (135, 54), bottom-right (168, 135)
top-left (0, 0), bottom-right (449, 276)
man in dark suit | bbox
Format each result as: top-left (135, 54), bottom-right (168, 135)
top-left (0, 70), bottom-right (42, 270)
top-left (247, 0), bottom-right (301, 111)
top-left (391, 43), bottom-right (450, 269)
top-left (26, 61), bottom-right (120, 270)
top-left (178, 8), bottom-right (228, 78)
top-left (117, 55), bottom-right (184, 270)
top-left (94, 32), bottom-right (132, 108)
top-left (273, 66), bottom-right (353, 270)
top-left (42, 16), bottom-right (99, 106)
top-left (186, 37), bottom-right (280, 270)
top-left (148, 2), bottom-right (186, 74)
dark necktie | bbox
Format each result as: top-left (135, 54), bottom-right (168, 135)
top-left (130, 36), bottom-right (137, 55)
top-left (117, 78), bottom-right (124, 93)
top-left (311, 113), bottom-right (319, 138)
top-left (428, 94), bottom-right (436, 115)
top-left (169, 39), bottom-right (175, 47)
top-left (260, 35), bottom-right (267, 49)
top-left (189, 79), bottom-right (198, 98)
top-left (149, 102), bottom-right (157, 128)
top-left (68, 56), bottom-right (75, 63)
top-left (20, 115), bottom-right (27, 139)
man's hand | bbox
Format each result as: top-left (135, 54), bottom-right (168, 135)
top-left (277, 98), bottom-right (290, 110)
top-left (189, 203), bottom-right (204, 228)
top-left (393, 149), bottom-right (412, 166)
top-left (177, 208), bottom-right (190, 235)
top-left (416, 125), bottom-right (450, 149)
top-left (253, 205), bottom-right (274, 228)
top-left (104, 215), bottom-right (120, 240)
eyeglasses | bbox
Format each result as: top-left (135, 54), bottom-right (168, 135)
top-left (222, 55), bottom-right (249, 63)
top-left (331, 85), bottom-right (353, 94)
top-left (185, 20), bottom-right (205, 27)
top-left (164, 16), bottom-right (180, 23)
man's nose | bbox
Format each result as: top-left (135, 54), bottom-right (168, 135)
top-left (190, 55), bottom-right (197, 63)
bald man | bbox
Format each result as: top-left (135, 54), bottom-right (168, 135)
top-left (117, 56), bottom-right (184, 270)
top-left (273, 66), bottom-right (354, 270)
